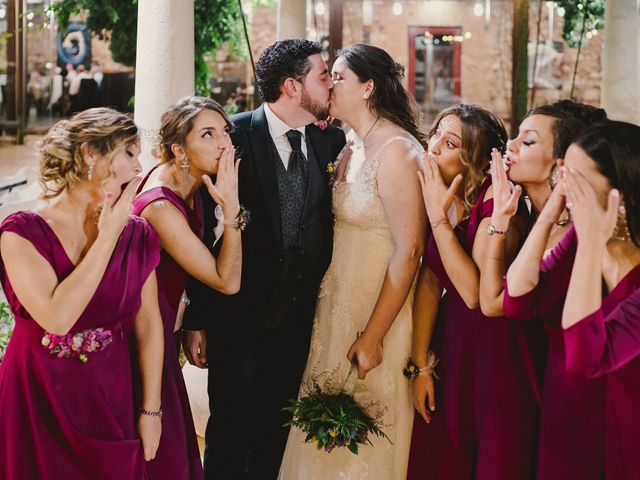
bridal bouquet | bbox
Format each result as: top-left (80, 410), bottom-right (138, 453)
top-left (283, 363), bottom-right (389, 454)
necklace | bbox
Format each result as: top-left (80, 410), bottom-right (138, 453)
top-left (355, 116), bottom-right (380, 150)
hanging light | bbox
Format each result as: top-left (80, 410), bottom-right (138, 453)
top-left (392, 1), bottom-right (403, 16)
top-left (0, 8), bottom-right (6, 20)
top-left (473, 3), bottom-right (484, 17)
top-left (557, 6), bottom-right (566, 17)
top-left (315, 1), bottom-right (326, 16)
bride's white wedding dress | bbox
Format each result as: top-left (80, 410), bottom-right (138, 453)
top-left (278, 129), bottom-right (424, 480)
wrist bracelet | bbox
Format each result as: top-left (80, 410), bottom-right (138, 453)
top-left (140, 407), bottom-right (163, 419)
top-left (403, 352), bottom-right (440, 381)
top-left (221, 204), bottom-right (250, 231)
top-left (430, 218), bottom-right (449, 230)
top-left (213, 204), bottom-right (251, 247)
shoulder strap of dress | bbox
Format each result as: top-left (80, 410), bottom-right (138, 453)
top-left (131, 187), bottom-right (189, 219)
top-left (0, 211), bottom-right (59, 270)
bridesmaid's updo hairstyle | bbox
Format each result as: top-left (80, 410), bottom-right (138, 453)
top-left (338, 44), bottom-right (426, 147)
top-left (39, 107), bottom-right (138, 199)
top-left (429, 104), bottom-right (508, 217)
top-left (155, 96), bottom-right (231, 165)
top-left (526, 100), bottom-right (607, 158)
top-left (573, 120), bottom-right (640, 247)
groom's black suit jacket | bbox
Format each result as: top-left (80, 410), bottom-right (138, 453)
top-left (183, 104), bottom-right (345, 332)
top-left (183, 104), bottom-right (345, 479)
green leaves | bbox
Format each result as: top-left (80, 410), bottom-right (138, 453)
top-left (283, 381), bottom-right (390, 455)
top-left (555, 0), bottom-right (605, 48)
top-left (51, 0), bottom-right (138, 66)
top-left (50, 0), bottom-right (245, 94)
top-left (0, 303), bottom-right (15, 363)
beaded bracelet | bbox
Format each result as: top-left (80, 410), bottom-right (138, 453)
top-left (140, 407), bottom-right (163, 419)
top-left (403, 352), bottom-right (440, 381)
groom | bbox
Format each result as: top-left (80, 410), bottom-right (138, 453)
top-left (182, 39), bottom-right (346, 480)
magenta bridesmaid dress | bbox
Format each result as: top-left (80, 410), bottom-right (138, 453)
top-left (564, 266), bottom-right (640, 480)
top-left (0, 212), bottom-right (160, 479)
top-left (504, 226), bottom-right (606, 480)
top-left (408, 178), bottom-right (545, 480)
top-left (132, 183), bottom-right (204, 480)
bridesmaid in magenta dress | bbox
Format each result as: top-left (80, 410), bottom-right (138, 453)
top-left (132, 97), bottom-right (242, 480)
top-left (485, 101), bottom-right (608, 480)
top-left (408, 105), bottom-right (543, 479)
top-left (561, 121), bottom-right (640, 480)
top-left (0, 109), bottom-right (164, 479)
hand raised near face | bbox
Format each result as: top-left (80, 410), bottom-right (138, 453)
top-left (417, 153), bottom-right (463, 224)
top-left (203, 146), bottom-right (240, 218)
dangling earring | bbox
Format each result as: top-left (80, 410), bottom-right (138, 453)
top-left (613, 203), bottom-right (631, 242)
top-left (87, 163), bottom-right (94, 181)
top-left (181, 157), bottom-right (189, 182)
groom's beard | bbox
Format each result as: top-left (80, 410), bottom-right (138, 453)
top-left (301, 88), bottom-right (330, 121)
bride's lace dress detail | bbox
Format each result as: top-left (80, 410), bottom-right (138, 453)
top-left (278, 130), bottom-right (424, 480)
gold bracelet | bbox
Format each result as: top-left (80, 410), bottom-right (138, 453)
top-left (430, 218), bottom-right (449, 230)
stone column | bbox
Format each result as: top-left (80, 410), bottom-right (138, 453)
top-left (602, 0), bottom-right (640, 123)
top-left (276, 0), bottom-right (306, 40)
top-left (134, 0), bottom-right (195, 170)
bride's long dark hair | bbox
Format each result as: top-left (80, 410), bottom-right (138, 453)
top-left (337, 44), bottom-right (426, 147)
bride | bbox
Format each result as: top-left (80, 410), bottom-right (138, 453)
top-left (278, 44), bottom-right (427, 479)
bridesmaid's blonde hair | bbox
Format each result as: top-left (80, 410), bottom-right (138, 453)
top-left (38, 107), bottom-right (138, 199)
top-left (428, 104), bottom-right (507, 219)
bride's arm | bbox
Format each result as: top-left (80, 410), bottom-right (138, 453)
top-left (347, 141), bottom-right (426, 378)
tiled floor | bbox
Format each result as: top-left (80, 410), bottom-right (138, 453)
top-left (0, 134), bottom-right (42, 177)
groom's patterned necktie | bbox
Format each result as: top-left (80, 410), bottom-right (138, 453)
top-left (285, 129), bottom-right (306, 170)
top-left (281, 129), bottom-right (308, 248)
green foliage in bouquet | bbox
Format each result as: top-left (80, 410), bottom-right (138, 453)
top-left (283, 367), bottom-right (389, 455)
top-left (0, 302), bottom-right (15, 363)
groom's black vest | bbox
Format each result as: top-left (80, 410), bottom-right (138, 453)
top-left (266, 137), bottom-right (328, 330)
top-left (272, 137), bottom-right (325, 253)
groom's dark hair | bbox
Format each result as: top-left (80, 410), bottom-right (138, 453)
top-left (255, 39), bottom-right (323, 103)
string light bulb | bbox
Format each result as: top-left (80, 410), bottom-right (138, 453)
top-left (393, 1), bottom-right (403, 15)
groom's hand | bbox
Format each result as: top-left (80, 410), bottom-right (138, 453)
top-left (182, 330), bottom-right (208, 368)
top-left (347, 333), bottom-right (383, 379)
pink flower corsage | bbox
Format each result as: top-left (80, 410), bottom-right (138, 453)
top-left (41, 327), bottom-right (113, 364)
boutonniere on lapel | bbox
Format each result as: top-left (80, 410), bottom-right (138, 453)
top-left (328, 140), bottom-right (355, 187)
